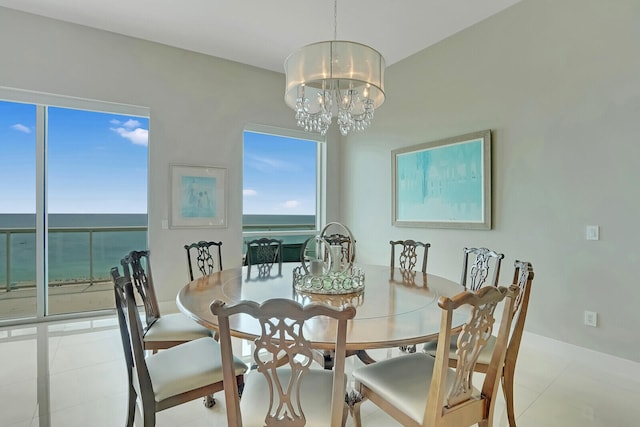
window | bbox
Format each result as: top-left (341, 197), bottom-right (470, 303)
top-left (242, 125), bottom-right (325, 259)
top-left (0, 88), bottom-right (149, 321)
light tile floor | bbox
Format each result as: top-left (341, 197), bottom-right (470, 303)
top-left (0, 315), bottom-right (638, 427)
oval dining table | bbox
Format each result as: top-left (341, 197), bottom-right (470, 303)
top-left (177, 263), bottom-right (468, 362)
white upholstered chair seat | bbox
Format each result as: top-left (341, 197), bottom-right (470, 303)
top-left (240, 367), bottom-right (347, 427)
top-left (143, 313), bottom-right (212, 343)
top-left (144, 337), bottom-right (247, 402)
top-left (352, 352), bottom-right (479, 424)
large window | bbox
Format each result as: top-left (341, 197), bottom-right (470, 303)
top-left (242, 126), bottom-right (325, 259)
top-left (0, 88), bottom-right (149, 321)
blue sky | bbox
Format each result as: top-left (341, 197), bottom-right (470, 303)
top-left (243, 131), bottom-right (316, 216)
top-left (1, 100), bottom-right (316, 216)
top-left (0, 100), bottom-right (148, 214)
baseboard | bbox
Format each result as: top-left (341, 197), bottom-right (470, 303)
top-left (522, 331), bottom-right (640, 382)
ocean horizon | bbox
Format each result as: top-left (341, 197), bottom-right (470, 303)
top-left (1, 213), bottom-right (315, 287)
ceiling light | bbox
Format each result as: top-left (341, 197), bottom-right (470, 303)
top-left (284, 0), bottom-right (385, 136)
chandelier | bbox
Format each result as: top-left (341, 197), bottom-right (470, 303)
top-left (284, 0), bottom-right (385, 136)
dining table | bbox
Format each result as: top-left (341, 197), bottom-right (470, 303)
top-left (176, 263), bottom-right (468, 360)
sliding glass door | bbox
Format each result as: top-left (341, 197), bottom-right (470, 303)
top-left (0, 92), bottom-right (149, 321)
top-left (0, 100), bottom-right (37, 319)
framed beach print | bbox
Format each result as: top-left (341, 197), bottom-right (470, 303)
top-left (392, 130), bottom-right (491, 230)
top-left (170, 164), bottom-right (227, 228)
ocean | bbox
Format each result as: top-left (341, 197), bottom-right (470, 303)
top-left (0, 214), bottom-right (148, 287)
top-left (1, 213), bottom-right (315, 287)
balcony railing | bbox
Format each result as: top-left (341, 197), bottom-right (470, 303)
top-left (1, 226), bottom-right (147, 292)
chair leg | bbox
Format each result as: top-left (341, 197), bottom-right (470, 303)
top-left (125, 386), bottom-right (136, 427)
top-left (203, 394), bottom-right (216, 408)
top-left (502, 363), bottom-right (517, 427)
top-left (350, 399), bottom-right (364, 427)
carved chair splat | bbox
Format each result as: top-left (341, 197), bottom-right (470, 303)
top-left (184, 240), bottom-right (223, 281)
top-left (212, 298), bottom-right (356, 427)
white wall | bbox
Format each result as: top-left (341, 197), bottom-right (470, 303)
top-left (0, 7), bottom-right (342, 303)
top-left (342, 0), bottom-right (640, 362)
top-left (2, 0), bottom-right (638, 363)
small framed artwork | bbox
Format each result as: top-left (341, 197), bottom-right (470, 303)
top-left (170, 164), bottom-right (227, 229)
top-left (392, 130), bottom-right (491, 230)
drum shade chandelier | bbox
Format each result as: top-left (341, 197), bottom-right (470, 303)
top-left (284, 0), bottom-right (385, 136)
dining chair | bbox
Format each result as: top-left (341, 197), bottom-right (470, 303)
top-left (184, 240), bottom-right (223, 281)
top-left (351, 284), bottom-right (517, 427)
top-left (461, 246), bottom-right (505, 290)
top-left (111, 268), bottom-right (247, 426)
top-left (245, 237), bottom-right (283, 278)
top-left (211, 298), bottom-right (356, 427)
top-left (390, 239), bottom-right (431, 274)
top-left (390, 239), bottom-right (431, 353)
top-left (323, 232), bottom-right (356, 265)
top-left (120, 250), bottom-right (212, 352)
top-left (423, 260), bottom-right (534, 427)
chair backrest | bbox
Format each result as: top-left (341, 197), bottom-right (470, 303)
top-left (184, 240), bottom-right (223, 281)
top-left (110, 267), bottom-right (135, 394)
top-left (323, 233), bottom-right (355, 265)
top-left (111, 267), bottom-right (155, 410)
top-left (121, 249), bottom-right (160, 328)
top-left (460, 247), bottom-right (505, 291)
top-left (389, 239), bottom-right (431, 273)
top-left (211, 298), bottom-right (356, 427)
top-left (245, 238), bottom-right (283, 277)
top-left (505, 260), bottom-right (534, 366)
top-left (424, 285), bottom-right (517, 425)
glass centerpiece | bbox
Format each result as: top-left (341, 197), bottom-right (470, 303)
top-left (293, 222), bottom-right (365, 295)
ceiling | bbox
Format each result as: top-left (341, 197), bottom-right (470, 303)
top-left (0, 0), bottom-right (523, 73)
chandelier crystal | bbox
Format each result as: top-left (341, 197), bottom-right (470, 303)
top-left (284, 3), bottom-right (385, 136)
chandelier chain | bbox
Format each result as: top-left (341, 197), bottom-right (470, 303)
top-left (333, 0), bottom-right (338, 40)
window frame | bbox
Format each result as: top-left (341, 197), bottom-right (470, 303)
top-left (0, 86), bottom-right (149, 321)
top-left (242, 124), bottom-right (326, 240)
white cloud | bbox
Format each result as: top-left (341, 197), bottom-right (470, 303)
top-left (111, 126), bottom-right (148, 146)
top-left (246, 154), bottom-right (288, 172)
top-left (110, 119), bottom-right (121, 125)
top-left (123, 119), bottom-right (141, 129)
top-left (282, 200), bottom-right (300, 209)
top-left (11, 124), bottom-right (31, 134)
top-left (243, 189), bottom-right (258, 196)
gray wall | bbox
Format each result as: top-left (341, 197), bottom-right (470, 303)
top-left (1, 0), bottom-right (639, 362)
top-left (0, 7), bottom-right (342, 303)
top-left (342, 0), bottom-right (640, 362)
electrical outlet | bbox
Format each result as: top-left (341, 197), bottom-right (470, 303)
top-left (584, 310), bottom-right (598, 327)
top-left (586, 225), bottom-right (599, 240)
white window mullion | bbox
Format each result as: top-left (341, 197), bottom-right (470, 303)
top-left (35, 105), bottom-right (47, 318)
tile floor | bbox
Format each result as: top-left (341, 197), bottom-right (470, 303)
top-left (0, 314), bottom-right (639, 427)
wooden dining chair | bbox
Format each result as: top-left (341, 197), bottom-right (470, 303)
top-left (390, 239), bottom-right (431, 274)
top-left (351, 285), bottom-right (517, 427)
top-left (111, 268), bottom-right (247, 426)
top-left (211, 298), bottom-right (356, 427)
top-left (423, 260), bottom-right (535, 427)
top-left (245, 237), bottom-right (283, 278)
top-left (323, 232), bottom-right (356, 265)
top-left (184, 240), bottom-right (223, 281)
top-left (390, 239), bottom-right (431, 353)
top-left (461, 246), bottom-right (505, 290)
top-left (120, 250), bottom-right (212, 352)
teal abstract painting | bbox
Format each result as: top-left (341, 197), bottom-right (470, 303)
top-left (393, 130), bottom-right (491, 229)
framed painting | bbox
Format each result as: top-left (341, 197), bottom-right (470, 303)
top-left (170, 164), bottom-right (227, 228)
top-left (392, 130), bottom-right (491, 229)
